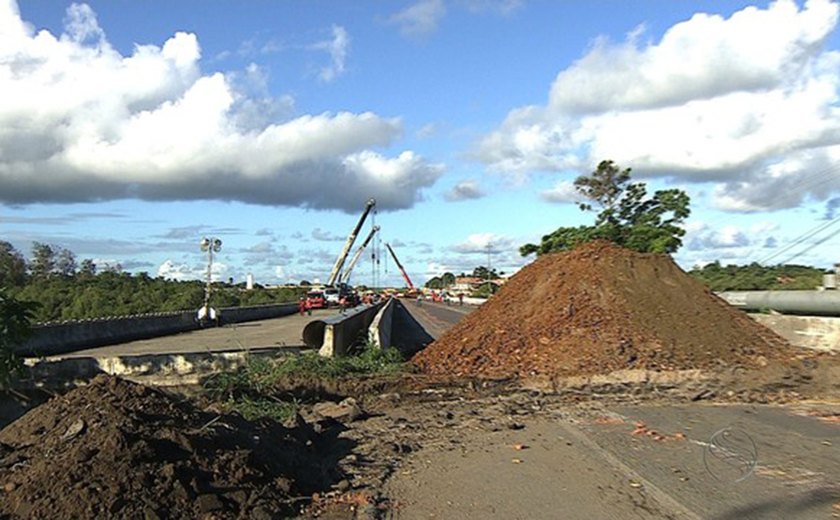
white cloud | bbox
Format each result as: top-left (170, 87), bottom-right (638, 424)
top-left (311, 227), bottom-right (344, 242)
top-left (62, 3), bottom-right (104, 45)
top-left (451, 232), bottom-right (515, 254)
top-left (539, 180), bottom-right (579, 204)
top-left (425, 261), bottom-right (449, 279)
top-left (388, 0), bottom-right (447, 37)
top-left (0, 2), bottom-right (441, 212)
top-left (474, 0), bottom-right (840, 212)
top-left (462, 0), bottom-right (523, 16)
top-left (157, 259), bottom-right (191, 280)
top-left (157, 256), bottom-right (227, 281)
top-left (685, 223), bottom-right (751, 250)
top-left (444, 180), bottom-right (484, 201)
top-left (416, 122), bottom-right (439, 139)
top-left (310, 25), bottom-right (350, 83)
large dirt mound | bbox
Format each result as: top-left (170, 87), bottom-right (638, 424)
top-left (413, 241), bottom-right (790, 378)
top-left (0, 375), bottom-right (333, 519)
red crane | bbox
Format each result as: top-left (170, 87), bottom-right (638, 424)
top-left (385, 242), bottom-right (414, 290)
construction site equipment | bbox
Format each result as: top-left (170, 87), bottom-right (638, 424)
top-left (385, 242), bottom-right (416, 295)
top-left (340, 225), bottom-right (380, 284)
top-left (326, 198), bottom-right (376, 287)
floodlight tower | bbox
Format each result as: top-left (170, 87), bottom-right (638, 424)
top-left (199, 237), bottom-right (222, 322)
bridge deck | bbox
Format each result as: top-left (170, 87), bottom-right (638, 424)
top-left (55, 309), bottom-right (337, 358)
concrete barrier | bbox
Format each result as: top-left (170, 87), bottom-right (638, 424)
top-left (369, 298), bottom-right (396, 350)
top-left (20, 303), bottom-right (299, 357)
top-left (750, 313), bottom-right (840, 352)
top-left (302, 302), bottom-right (385, 357)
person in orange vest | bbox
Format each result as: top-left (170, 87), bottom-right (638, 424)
top-left (298, 297), bottom-right (306, 316)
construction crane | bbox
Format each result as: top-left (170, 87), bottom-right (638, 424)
top-left (326, 198), bottom-right (376, 287)
top-left (339, 225), bottom-right (380, 284)
top-left (385, 242), bottom-right (415, 292)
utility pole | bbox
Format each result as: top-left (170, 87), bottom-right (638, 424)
top-left (486, 243), bottom-right (492, 294)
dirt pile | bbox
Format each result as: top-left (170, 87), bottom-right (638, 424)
top-left (413, 240), bottom-right (791, 378)
top-left (0, 375), bottom-right (336, 519)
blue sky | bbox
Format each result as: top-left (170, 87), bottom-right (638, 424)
top-left (3, 0), bottom-right (840, 287)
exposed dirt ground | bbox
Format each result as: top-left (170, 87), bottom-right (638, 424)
top-left (0, 375), bottom-right (352, 519)
top-left (1, 352), bottom-right (839, 519)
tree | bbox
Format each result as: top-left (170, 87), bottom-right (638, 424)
top-left (521, 160), bottom-right (691, 256)
top-left (472, 266), bottom-right (499, 280)
top-left (441, 272), bottom-right (456, 287)
top-left (29, 242), bottom-right (56, 278)
top-left (425, 276), bottom-right (443, 289)
top-left (79, 258), bottom-right (97, 277)
top-left (0, 289), bottom-right (36, 388)
top-left (56, 248), bottom-right (77, 276)
top-left (0, 241), bottom-right (27, 287)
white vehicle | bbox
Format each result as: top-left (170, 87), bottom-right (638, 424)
top-left (324, 287), bottom-right (340, 306)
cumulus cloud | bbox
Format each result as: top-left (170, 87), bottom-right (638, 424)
top-left (388, 0), bottom-right (446, 37)
top-left (241, 241), bottom-right (294, 267)
top-left (451, 232), bottom-right (515, 254)
top-left (0, 2), bottom-right (442, 212)
top-left (444, 180), bottom-right (484, 201)
top-left (539, 180), bottom-right (579, 204)
top-left (158, 258), bottom-right (227, 281)
top-left (311, 227), bottom-right (344, 242)
top-left (310, 25), bottom-right (349, 82)
top-left (687, 225), bottom-right (751, 250)
top-left (462, 0), bottom-right (523, 16)
top-left (474, 0), bottom-right (840, 212)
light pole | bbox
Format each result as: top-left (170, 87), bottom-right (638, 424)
top-left (486, 243), bottom-right (493, 294)
top-left (199, 237), bottom-right (222, 323)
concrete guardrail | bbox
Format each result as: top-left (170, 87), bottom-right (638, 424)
top-left (369, 298), bottom-right (396, 350)
top-left (302, 301), bottom-right (386, 357)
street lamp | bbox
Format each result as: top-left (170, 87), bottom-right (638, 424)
top-left (486, 243), bottom-right (493, 294)
top-left (199, 237), bottom-right (222, 323)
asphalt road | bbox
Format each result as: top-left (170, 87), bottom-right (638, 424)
top-left (386, 402), bottom-right (840, 519)
top-left (400, 300), bottom-right (475, 339)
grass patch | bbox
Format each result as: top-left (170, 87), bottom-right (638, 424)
top-left (220, 395), bottom-right (299, 422)
top-left (203, 339), bottom-right (405, 421)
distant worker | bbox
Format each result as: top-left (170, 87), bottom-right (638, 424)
top-left (299, 297), bottom-right (306, 316)
top-left (339, 295), bottom-right (348, 314)
top-left (458, 293), bottom-right (464, 306)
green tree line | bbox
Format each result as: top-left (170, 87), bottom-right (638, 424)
top-left (687, 262), bottom-right (828, 291)
top-left (0, 241), bottom-right (306, 323)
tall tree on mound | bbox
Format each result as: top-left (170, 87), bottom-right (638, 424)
top-left (521, 160), bottom-right (691, 256)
